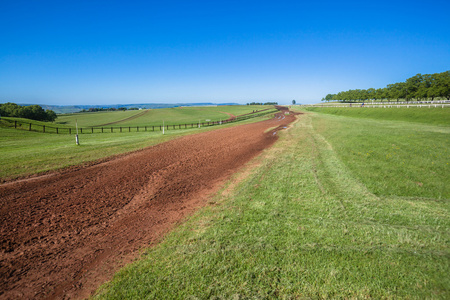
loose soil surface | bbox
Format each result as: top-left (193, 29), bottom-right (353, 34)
top-left (0, 107), bottom-right (296, 299)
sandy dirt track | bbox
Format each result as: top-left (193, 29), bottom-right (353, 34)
top-left (0, 107), bottom-right (296, 299)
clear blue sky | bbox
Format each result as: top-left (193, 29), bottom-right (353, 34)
top-left (1, 0), bottom-right (449, 105)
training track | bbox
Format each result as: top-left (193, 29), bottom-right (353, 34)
top-left (0, 107), bottom-right (296, 299)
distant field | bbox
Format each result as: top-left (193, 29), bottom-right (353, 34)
top-left (55, 110), bottom-right (143, 127)
top-left (95, 108), bottom-right (449, 299)
top-left (55, 105), bottom-right (269, 127)
top-left (304, 106), bottom-right (449, 126)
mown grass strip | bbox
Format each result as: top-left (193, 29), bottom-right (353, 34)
top-left (95, 111), bottom-right (449, 299)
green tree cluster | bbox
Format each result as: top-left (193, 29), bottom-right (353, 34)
top-left (322, 71), bottom-right (450, 103)
top-left (0, 102), bottom-right (57, 122)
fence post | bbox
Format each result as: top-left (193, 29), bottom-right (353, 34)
top-left (92, 128), bottom-right (94, 133)
top-left (69, 128), bottom-right (71, 134)
top-left (129, 127), bottom-right (131, 132)
top-left (43, 125), bottom-right (45, 133)
top-left (56, 127), bottom-right (58, 134)
top-left (137, 126), bottom-right (139, 132)
top-left (153, 126), bottom-right (155, 131)
top-left (29, 123), bottom-right (31, 131)
top-left (15, 121), bottom-right (17, 128)
top-left (80, 128), bottom-right (82, 134)
top-left (120, 127), bottom-right (122, 132)
top-left (111, 127), bottom-right (113, 133)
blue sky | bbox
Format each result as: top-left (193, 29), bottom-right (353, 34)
top-left (1, 0), bottom-right (449, 105)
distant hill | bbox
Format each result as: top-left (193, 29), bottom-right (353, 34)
top-left (14, 103), bottom-right (241, 114)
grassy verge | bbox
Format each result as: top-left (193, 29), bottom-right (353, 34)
top-left (303, 106), bottom-right (450, 126)
top-left (94, 111), bottom-right (449, 299)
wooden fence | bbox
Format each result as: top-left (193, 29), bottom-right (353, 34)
top-left (0, 109), bottom-right (277, 135)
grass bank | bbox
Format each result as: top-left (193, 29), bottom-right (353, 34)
top-left (95, 111), bottom-right (449, 298)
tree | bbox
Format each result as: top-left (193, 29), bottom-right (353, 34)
top-left (405, 73), bottom-right (423, 101)
top-left (436, 71), bottom-right (450, 100)
top-left (45, 110), bottom-right (57, 122)
top-left (325, 94), bottom-right (336, 102)
top-left (367, 88), bottom-right (376, 101)
top-left (322, 70), bottom-right (449, 103)
top-left (0, 102), bottom-right (57, 121)
top-left (292, 99), bottom-right (296, 105)
top-left (376, 88), bottom-right (388, 102)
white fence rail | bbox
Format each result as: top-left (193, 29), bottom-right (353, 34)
top-left (302, 101), bottom-right (450, 108)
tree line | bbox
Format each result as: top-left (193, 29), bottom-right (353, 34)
top-left (322, 71), bottom-right (450, 103)
top-left (0, 102), bottom-right (57, 122)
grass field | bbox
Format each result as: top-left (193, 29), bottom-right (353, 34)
top-left (55, 110), bottom-right (144, 127)
top-left (55, 105), bottom-right (270, 127)
top-left (0, 110), bottom-right (275, 181)
top-left (94, 108), bottom-right (449, 299)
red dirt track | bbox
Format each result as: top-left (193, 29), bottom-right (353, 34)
top-left (0, 107), bottom-right (296, 299)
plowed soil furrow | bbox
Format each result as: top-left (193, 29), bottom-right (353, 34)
top-left (0, 108), bottom-right (296, 299)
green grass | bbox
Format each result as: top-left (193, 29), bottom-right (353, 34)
top-left (304, 106), bottom-right (450, 126)
top-left (55, 110), bottom-right (144, 127)
top-left (55, 105), bottom-right (272, 127)
top-left (94, 110), bottom-right (449, 299)
top-left (0, 112), bottom-right (275, 181)
top-left (0, 125), bottom-right (174, 181)
top-left (310, 113), bottom-right (449, 199)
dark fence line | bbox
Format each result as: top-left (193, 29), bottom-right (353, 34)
top-left (0, 109), bottom-right (277, 135)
